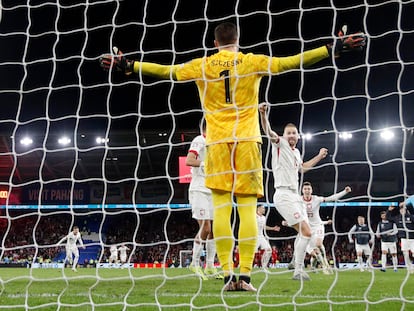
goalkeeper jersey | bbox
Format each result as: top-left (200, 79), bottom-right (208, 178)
top-left (175, 47), bottom-right (329, 145)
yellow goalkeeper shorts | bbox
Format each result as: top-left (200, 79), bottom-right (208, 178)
top-left (205, 142), bottom-right (263, 197)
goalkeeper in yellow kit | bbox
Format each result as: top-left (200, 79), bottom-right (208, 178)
top-left (100, 22), bottom-right (365, 291)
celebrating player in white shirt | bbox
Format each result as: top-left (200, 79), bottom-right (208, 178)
top-left (259, 102), bottom-right (328, 281)
top-left (118, 244), bottom-right (130, 265)
top-left (58, 226), bottom-right (85, 272)
top-left (302, 182), bottom-right (351, 273)
top-left (256, 205), bottom-right (280, 268)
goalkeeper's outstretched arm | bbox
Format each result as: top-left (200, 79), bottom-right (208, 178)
top-left (100, 25), bottom-right (365, 79)
top-left (100, 47), bottom-right (180, 79)
top-left (132, 62), bottom-right (181, 80)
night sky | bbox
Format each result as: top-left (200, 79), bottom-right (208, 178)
top-left (1, 0), bottom-right (413, 129)
top-left (0, 0), bottom-right (414, 196)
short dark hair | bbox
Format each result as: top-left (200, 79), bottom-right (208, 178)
top-left (303, 181), bottom-right (312, 187)
top-left (214, 22), bottom-right (238, 46)
top-left (380, 210), bottom-right (387, 215)
top-left (284, 123), bottom-right (297, 131)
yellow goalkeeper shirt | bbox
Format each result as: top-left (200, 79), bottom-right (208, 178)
top-left (175, 46), bottom-right (329, 145)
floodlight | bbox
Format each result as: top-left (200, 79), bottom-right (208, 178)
top-left (339, 132), bottom-right (353, 140)
top-left (20, 137), bottom-right (33, 146)
top-left (380, 130), bottom-right (394, 140)
top-left (96, 137), bottom-right (109, 144)
top-left (58, 136), bottom-right (71, 145)
top-left (302, 133), bottom-right (312, 140)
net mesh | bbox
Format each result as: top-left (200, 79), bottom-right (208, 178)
top-left (0, 0), bottom-right (414, 310)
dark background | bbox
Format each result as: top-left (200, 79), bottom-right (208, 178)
top-left (0, 0), bottom-right (413, 205)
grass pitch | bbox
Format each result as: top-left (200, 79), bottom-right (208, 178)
top-left (0, 267), bottom-right (413, 310)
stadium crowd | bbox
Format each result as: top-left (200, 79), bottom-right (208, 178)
top-left (0, 207), bottom-right (402, 268)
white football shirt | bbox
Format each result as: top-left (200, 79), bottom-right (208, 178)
top-left (66, 232), bottom-right (83, 247)
top-left (257, 214), bottom-right (266, 237)
top-left (110, 245), bottom-right (118, 257)
top-left (118, 246), bottom-right (128, 257)
top-left (271, 138), bottom-right (302, 192)
top-left (303, 195), bottom-right (324, 226)
top-left (188, 135), bottom-right (211, 193)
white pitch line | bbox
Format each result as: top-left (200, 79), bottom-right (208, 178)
top-left (159, 292), bottom-right (414, 305)
top-left (4, 292), bottom-right (413, 301)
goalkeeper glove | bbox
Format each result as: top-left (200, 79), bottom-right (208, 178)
top-left (99, 47), bottom-right (134, 75)
top-left (328, 25), bottom-right (366, 57)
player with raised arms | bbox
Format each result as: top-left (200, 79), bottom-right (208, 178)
top-left (259, 103), bottom-right (330, 281)
top-left (100, 22), bottom-right (365, 290)
top-left (302, 182), bottom-right (351, 274)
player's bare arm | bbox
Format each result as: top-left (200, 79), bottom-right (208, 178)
top-left (348, 225), bottom-right (356, 243)
top-left (258, 103), bottom-right (279, 143)
top-left (323, 186), bottom-right (352, 202)
top-left (266, 225), bottom-right (281, 232)
top-left (302, 148), bottom-right (328, 173)
top-left (185, 152), bottom-right (201, 167)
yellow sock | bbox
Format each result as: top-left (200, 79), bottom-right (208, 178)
top-left (212, 190), bottom-right (233, 276)
top-left (237, 195), bottom-right (258, 275)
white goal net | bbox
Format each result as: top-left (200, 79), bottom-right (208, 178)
top-left (0, 0), bottom-right (414, 310)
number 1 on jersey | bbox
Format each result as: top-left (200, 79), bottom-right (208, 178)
top-left (219, 70), bottom-right (231, 103)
